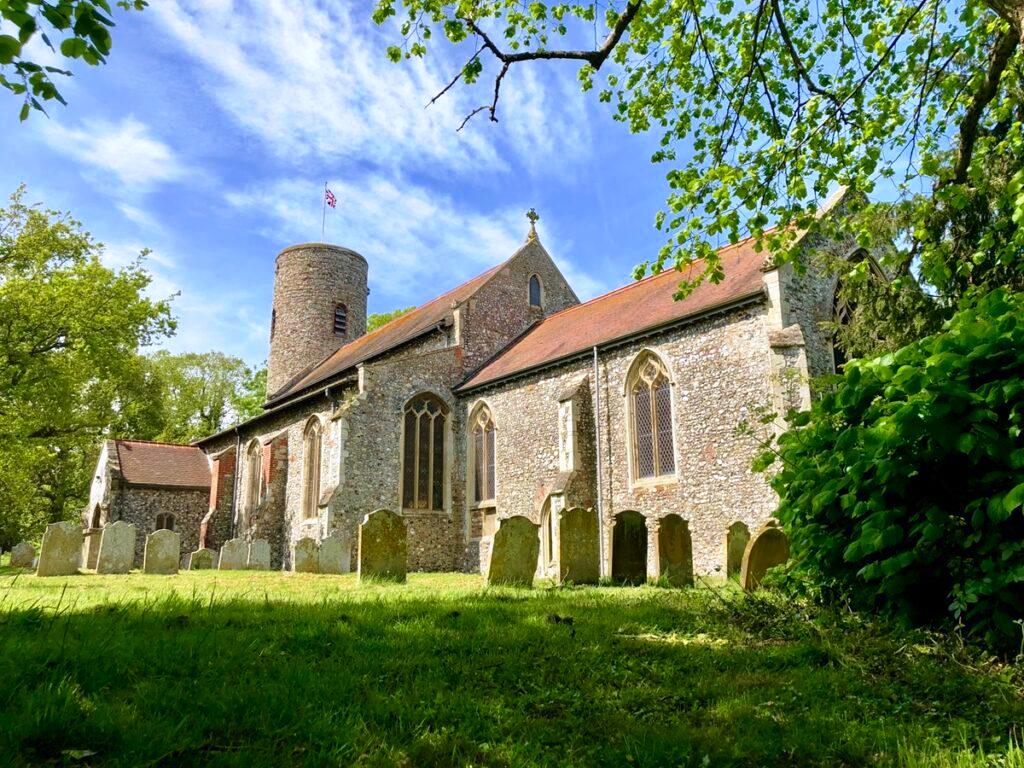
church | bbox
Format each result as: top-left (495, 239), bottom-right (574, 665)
top-left (85, 192), bottom-right (864, 578)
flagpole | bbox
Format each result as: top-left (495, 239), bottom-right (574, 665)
top-left (321, 180), bottom-right (327, 242)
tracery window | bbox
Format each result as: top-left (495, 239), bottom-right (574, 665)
top-left (529, 274), bottom-right (542, 308)
top-left (302, 418), bottom-right (322, 519)
top-left (628, 353), bottom-right (675, 480)
top-left (155, 513), bottom-right (175, 531)
top-left (471, 405), bottom-right (496, 504)
top-left (333, 303), bottom-right (348, 336)
top-left (401, 394), bottom-right (448, 511)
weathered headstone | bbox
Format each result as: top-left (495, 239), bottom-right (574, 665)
top-left (187, 548), bottom-right (217, 570)
top-left (611, 510), bottom-right (648, 585)
top-left (740, 521), bottom-right (790, 591)
top-left (487, 516), bottom-right (539, 587)
top-left (725, 521), bottom-right (750, 578)
top-left (143, 529), bottom-right (181, 575)
top-left (95, 521), bottom-right (136, 574)
top-left (10, 542), bottom-right (35, 569)
top-left (358, 509), bottom-right (406, 583)
top-left (36, 522), bottom-right (83, 577)
top-left (657, 514), bottom-right (693, 587)
top-left (293, 537), bottom-right (319, 573)
top-left (218, 538), bottom-right (247, 570)
top-left (247, 539), bottom-right (270, 570)
top-left (558, 507), bottom-right (600, 585)
top-left (318, 533), bottom-right (350, 574)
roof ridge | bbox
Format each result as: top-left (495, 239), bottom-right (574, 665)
top-left (115, 438), bottom-right (202, 449)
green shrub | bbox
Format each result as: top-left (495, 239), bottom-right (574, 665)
top-left (765, 289), bottom-right (1024, 651)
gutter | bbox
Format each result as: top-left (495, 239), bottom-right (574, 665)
top-left (457, 289), bottom-right (767, 395)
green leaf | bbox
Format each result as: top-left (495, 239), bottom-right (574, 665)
top-left (0, 35), bottom-right (22, 64)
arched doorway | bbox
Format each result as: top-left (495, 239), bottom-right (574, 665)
top-left (658, 514), bottom-right (693, 587)
top-left (611, 510), bottom-right (647, 584)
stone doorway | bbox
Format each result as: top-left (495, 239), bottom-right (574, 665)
top-left (611, 510), bottom-right (647, 584)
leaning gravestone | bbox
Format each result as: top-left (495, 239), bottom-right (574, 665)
top-left (487, 516), bottom-right (539, 587)
top-left (187, 548), bottom-right (217, 570)
top-left (293, 537), bottom-right (319, 573)
top-left (247, 539), bottom-right (270, 570)
top-left (558, 507), bottom-right (600, 585)
top-left (143, 529), bottom-right (181, 575)
top-left (358, 509), bottom-right (406, 583)
top-left (36, 522), bottom-right (83, 577)
top-left (657, 514), bottom-right (694, 587)
top-left (318, 533), bottom-right (350, 574)
top-left (740, 521), bottom-right (790, 591)
top-left (96, 521), bottom-right (136, 574)
top-left (218, 538), bottom-right (247, 570)
top-left (10, 542), bottom-right (36, 569)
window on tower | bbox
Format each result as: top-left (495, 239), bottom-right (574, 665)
top-left (333, 304), bottom-right (348, 336)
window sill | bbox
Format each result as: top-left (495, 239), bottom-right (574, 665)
top-left (629, 475), bottom-right (678, 491)
top-left (471, 501), bottom-right (496, 511)
top-left (401, 508), bottom-right (451, 517)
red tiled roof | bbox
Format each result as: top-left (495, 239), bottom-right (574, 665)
top-left (266, 261), bottom-right (507, 405)
top-left (457, 237), bottom-right (769, 391)
top-left (114, 440), bottom-right (211, 488)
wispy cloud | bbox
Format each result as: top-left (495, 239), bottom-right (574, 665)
top-left (38, 116), bottom-right (191, 191)
top-left (148, 0), bottom-right (590, 176)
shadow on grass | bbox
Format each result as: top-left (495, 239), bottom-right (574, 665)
top-left (0, 574), bottom-right (1020, 767)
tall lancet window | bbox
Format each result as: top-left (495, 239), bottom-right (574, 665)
top-left (401, 393), bottom-right (449, 511)
top-left (471, 405), bottom-right (496, 504)
top-left (244, 439), bottom-right (263, 511)
top-left (333, 303), bottom-right (348, 336)
top-left (529, 274), bottom-right (543, 308)
top-left (628, 352), bottom-right (675, 480)
top-left (302, 417), bottom-right (322, 519)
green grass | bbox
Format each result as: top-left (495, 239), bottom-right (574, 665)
top-left (0, 568), bottom-right (1021, 767)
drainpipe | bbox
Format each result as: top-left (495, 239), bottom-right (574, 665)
top-left (229, 426), bottom-right (241, 540)
top-left (592, 345), bottom-right (605, 578)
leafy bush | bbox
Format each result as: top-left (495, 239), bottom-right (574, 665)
top-left (764, 289), bottom-right (1024, 651)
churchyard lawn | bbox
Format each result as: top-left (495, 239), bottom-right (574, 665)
top-left (0, 566), bottom-right (1021, 767)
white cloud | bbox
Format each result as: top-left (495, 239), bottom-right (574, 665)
top-left (148, 0), bottom-right (590, 175)
top-left (225, 173), bottom-right (608, 308)
top-left (39, 116), bottom-right (190, 190)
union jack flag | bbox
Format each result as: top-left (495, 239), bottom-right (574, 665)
top-left (325, 188), bottom-right (337, 208)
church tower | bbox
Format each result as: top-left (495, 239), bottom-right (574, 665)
top-left (266, 243), bottom-right (368, 397)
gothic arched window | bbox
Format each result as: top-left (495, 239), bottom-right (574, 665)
top-left (401, 393), bottom-right (449, 511)
top-left (529, 274), bottom-right (543, 308)
top-left (333, 303), bottom-right (348, 336)
top-left (156, 513), bottom-right (175, 531)
top-left (832, 249), bottom-right (884, 372)
top-left (244, 439), bottom-right (263, 511)
top-left (471, 405), bottom-right (496, 504)
top-left (628, 352), bottom-right (675, 480)
top-left (302, 418), bottom-right (322, 519)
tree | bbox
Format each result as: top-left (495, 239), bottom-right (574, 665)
top-left (374, 0), bottom-right (1024, 300)
top-left (0, 0), bottom-right (147, 118)
top-left (368, 306), bottom-right (416, 332)
top-left (144, 352), bottom-right (265, 444)
top-left (0, 186), bottom-right (173, 547)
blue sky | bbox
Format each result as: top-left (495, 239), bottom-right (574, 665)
top-left (0, 0), bottom-right (680, 367)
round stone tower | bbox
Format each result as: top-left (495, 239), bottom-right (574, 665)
top-left (267, 243), bottom-right (368, 396)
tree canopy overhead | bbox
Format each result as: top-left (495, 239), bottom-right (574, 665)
top-left (375, 0), bottom-right (1024, 296)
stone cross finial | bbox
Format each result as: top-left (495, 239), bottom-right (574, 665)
top-left (525, 208), bottom-right (539, 242)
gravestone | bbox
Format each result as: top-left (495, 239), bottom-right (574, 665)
top-left (293, 537), bottom-right (319, 573)
top-left (740, 521), bottom-right (790, 591)
top-left (143, 529), bottom-right (181, 575)
top-left (487, 516), bottom-right (539, 587)
top-left (187, 548), bottom-right (217, 570)
top-left (318, 533), bottom-right (350, 574)
top-left (725, 521), bottom-right (751, 578)
top-left (611, 510), bottom-right (648, 585)
top-left (36, 522), bottom-right (83, 577)
top-left (358, 509), bottom-right (406, 583)
top-left (218, 538), bottom-right (247, 570)
top-left (10, 542), bottom-right (35, 568)
top-left (247, 539), bottom-right (270, 570)
top-left (96, 521), bottom-right (136, 574)
top-left (558, 507), bottom-right (600, 585)
top-left (657, 514), bottom-right (693, 587)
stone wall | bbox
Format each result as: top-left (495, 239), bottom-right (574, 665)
top-left (109, 486), bottom-right (208, 567)
top-left (461, 299), bottom-right (780, 577)
top-left (201, 447), bottom-right (236, 552)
